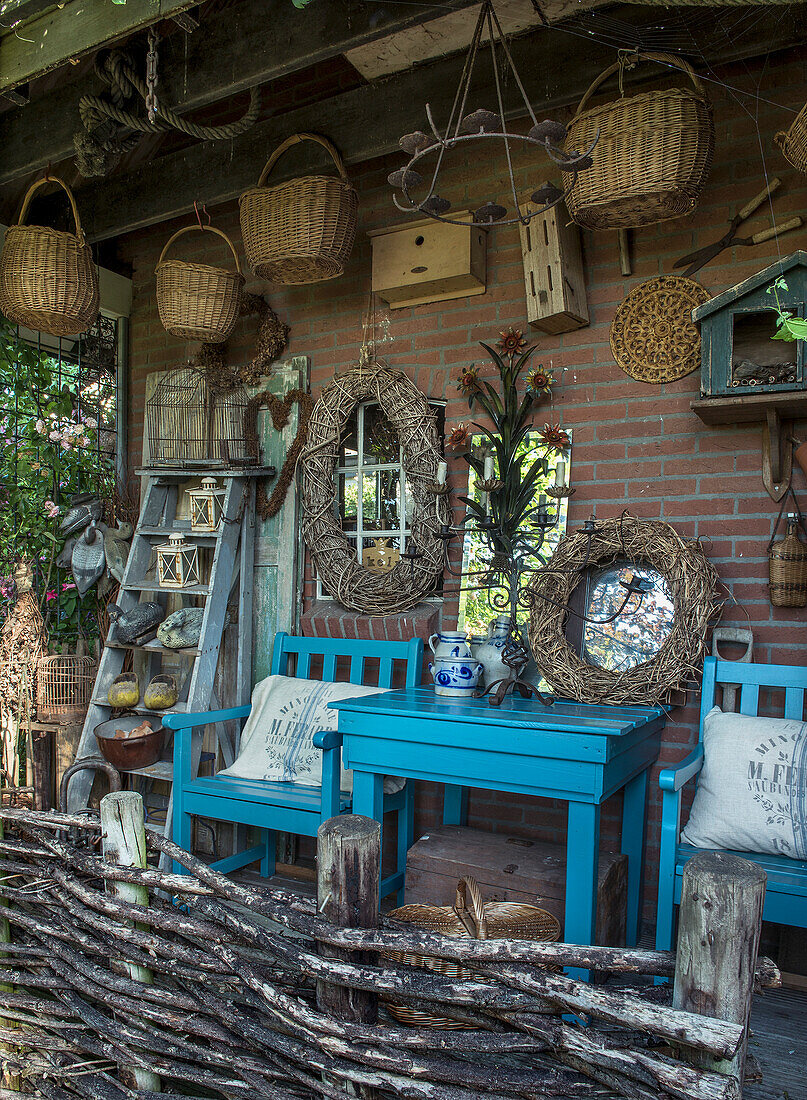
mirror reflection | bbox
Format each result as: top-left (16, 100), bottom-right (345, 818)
top-left (581, 565), bottom-right (674, 672)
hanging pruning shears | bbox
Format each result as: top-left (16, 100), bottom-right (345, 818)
top-left (674, 178), bottom-right (802, 279)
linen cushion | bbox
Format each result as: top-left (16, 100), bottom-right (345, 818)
top-left (681, 705), bottom-right (807, 859)
top-left (218, 675), bottom-right (404, 793)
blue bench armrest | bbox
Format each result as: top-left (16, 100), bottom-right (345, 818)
top-left (313, 730), bottom-right (342, 751)
top-left (163, 705), bottom-right (252, 732)
top-left (659, 745), bottom-right (704, 793)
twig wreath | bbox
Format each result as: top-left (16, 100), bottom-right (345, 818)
top-left (526, 515), bottom-right (720, 705)
top-left (244, 388), bottom-right (313, 521)
top-left (299, 360), bottom-right (448, 614)
top-left (197, 292), bottom-right (289, 395)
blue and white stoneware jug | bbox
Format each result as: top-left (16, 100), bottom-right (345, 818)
top-left (472, 616), bottom-right (512, 688)
top-left (428, 629), bottom-right (473, 661)
top-left (429, 656), bottom-right (485, 698)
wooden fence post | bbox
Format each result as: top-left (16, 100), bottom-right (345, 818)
top-left (100, 790), bottom-right (161, 1093)
top-left (673, 851), bottom-right (766, 1090)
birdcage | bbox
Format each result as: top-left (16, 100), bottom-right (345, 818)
top-left (36, 654), bottom-right (96, 724)
top-left (146, 367), bottom-right (257, 468)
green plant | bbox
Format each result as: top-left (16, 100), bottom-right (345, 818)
top-left (767, 276), bottom-right (807, 341)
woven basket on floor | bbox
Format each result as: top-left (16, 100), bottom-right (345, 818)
top-left (384, 876), bottom-right (560, 1029)
top-left (36, 654), bottom-right (96, 724)
top-left (776, 101), bottom-right (807, 174)
top-left (239, 132), bottom-right (358, 284)
top-left (156, 224), bottom-right (244, 343)
top-left (768, 494), bottom-right (807, 607)
top-left (0, 175), bottom-right (99, 337)
top-left (564, 52), bottom-right (714, 230)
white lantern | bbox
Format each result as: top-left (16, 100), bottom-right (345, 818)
top-left (156, 532), bottom-right (200, 589)
top-left (186, 477), bottom-right (226, 532)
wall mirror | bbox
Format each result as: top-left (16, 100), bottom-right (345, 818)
top-left (457, 430), bottom-right (571, 636)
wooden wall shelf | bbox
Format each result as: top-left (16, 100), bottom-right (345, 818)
top-left (691, 391), bottom-right (807, 425)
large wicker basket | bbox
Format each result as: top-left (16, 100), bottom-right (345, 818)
top-left (769, 505), bottom-right (807, 607)
top-left (776, 101), bottom-right (807, 175)
top-left (0, 175), bottom-right (99, 337)
top-left (564, 52), bottom-right (714, 230)
top-left (156, 224), bottom-right (244, 343)
top-left (384, 876), bottom-right (560, 1029)
top-left (239, 133), bottom-right (358, 284)
top-left (36, 654), bottom-right (96, 724)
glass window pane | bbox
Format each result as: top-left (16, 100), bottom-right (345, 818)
top-left (339, 409), bottom-right (359, 467)
top-left (363, 404), bottom-right (398, 465)
top-left (362, 470), bottom-right (401, 531)
top-left (339, 472), bottom-right (358, 530)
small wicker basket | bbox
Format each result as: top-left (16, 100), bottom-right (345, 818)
top-left (564, 51), bottom-right (714, 231)
top-left (156, 224), bottom-right (244, 343)
top-left (384, 876), bottom-right (560, 1029)
top-left (0, 175), bottom-right (99, 337)
top-left (36, 654), bottom-right (96, 724)
top-left (239, 132), bottom-right (358, 285)
top-left (776, 101), bottom-right (807, 175)
top-left (768, 492), bottom-right (807, 607)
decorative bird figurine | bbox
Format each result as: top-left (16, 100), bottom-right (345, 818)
top-left (104, 521), bottom-right (133, 584)
top-left (57, 536), bottom-right (77, 570)
top-left (59, 493), bottom-right (102, 536)
top-left (157, 607), bottom-right (205, 649)
top-left (71, 520), bottom-right (107, 596)
top-left (108, 601), bottom-right (164, 644)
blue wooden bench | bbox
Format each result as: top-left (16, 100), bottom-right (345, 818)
top-left (163, 631), bottom-right (423, 901)
top-left (656, 655), bottom-right (807, 953)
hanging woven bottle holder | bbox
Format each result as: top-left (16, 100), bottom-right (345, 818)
top-left (768, 486), bottom-right (807, 607)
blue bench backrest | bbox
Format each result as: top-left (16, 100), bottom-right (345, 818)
top-left (699, 655), bottom-right (807, 738)
top-left (270, 631), bottom-right (423, 688)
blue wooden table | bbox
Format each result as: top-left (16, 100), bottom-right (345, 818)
top-left (332, 688), bottom-right (665, 974)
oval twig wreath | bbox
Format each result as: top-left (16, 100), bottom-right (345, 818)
top-left (526, 516), bottom-right (720, 705)
top-left (300, 361), bottom-right (448, 614)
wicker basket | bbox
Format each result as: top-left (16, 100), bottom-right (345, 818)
top-left (36, 654), bottom-right (96, 724)
top-left (564, 52), bottom-right (714, 230)
top-left (384, 876), bottom-right (560, 1029)
top-left (156, 224), bottom-right (244, 343)
top-left (776, 101), bottom-right (807, 175)
top-left (768, 499), bottom-right (807, 607)
top-left (239, 132), bottom-right (358, 284)
top-left (0, 175), bottom-right (99, 337)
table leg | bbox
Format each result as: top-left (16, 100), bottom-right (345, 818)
top-left (621, 768), bottom-right (649, 948)
top-left (351, 770), bottom-right (384, 823)
top-left (564, 800), bottom-right (600, 984)
top-left (443, 785), bottom-right (468, 825)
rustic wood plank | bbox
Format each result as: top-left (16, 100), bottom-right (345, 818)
top-left (0, 0), bottom-right (479, 188)
top-left (0, 0), bottom-right (200, 92)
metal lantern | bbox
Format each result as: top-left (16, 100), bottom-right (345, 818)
top-left (156, 531), bottom-right (200, 589)
top-left (187, 477), bottom-right (226, 532)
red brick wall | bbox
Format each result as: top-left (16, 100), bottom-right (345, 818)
top-left (118, 45), bottom-right (807, 933)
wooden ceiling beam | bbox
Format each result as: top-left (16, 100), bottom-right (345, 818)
top-left (48, 6), bottom-right (806, 245)
top-left (0, 0), bottom-right (480, 189)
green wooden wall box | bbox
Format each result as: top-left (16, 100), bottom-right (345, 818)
top-left (694, 250), bottom-right (807, 399)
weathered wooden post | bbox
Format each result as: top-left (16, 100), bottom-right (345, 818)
top-left (673, 851), bottom-right (767, 1091)
top-left (317, 814), bottom-right (380, 1098)
top-left (100, 790), bottom-right (161, 1093)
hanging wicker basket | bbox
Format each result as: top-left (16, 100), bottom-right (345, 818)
top-left (239, 132), bottom-right (358, 284)
top-left (564, 52), bottom-right (714, 231)
top-left (768, 489), bottom-right (807, 607)
top-left (0, 175), bottom-right (99, 337)
top-left (36, 654), bottom-right (96, 724)
top-left (156, 224), bottom-right (244, 343)
top-left (383, 876), bottom-right (560, 1029)
top-left (775, 101), bottom-right (807, 175)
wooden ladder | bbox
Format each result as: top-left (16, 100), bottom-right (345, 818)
top-left (66, 468), bottom-right (257, 853)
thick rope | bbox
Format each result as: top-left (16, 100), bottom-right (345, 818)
top-left (74, 50), bottom-right (260, 178)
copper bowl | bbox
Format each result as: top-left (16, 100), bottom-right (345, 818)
top-left (95, 715), bottom-right (165, 771)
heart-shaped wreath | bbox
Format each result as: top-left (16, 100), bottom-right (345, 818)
top-left (244, 388), bottom-right (313, 520)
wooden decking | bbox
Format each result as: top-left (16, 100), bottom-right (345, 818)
top-left (747, 984), bottom-right (806, 1100)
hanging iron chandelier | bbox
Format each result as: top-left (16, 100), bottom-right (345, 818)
top-left (387, 0), bottom-right (598, 229)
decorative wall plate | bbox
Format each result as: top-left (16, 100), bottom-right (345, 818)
top-left (610, 275), bottom-right (710, 383)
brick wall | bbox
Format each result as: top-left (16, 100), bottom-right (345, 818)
top-left (118, 44), bottom-right (807, 933)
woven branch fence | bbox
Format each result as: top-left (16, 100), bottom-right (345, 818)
top-left (0, 800), bottom-right (778, 1100)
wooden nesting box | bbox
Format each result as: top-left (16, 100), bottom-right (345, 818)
top-left (405, 824), bottom-right (626, 947)
top-left (519, 197), bottom-right (588, 333)
top-left (370, 212), bottom-right (486, 308)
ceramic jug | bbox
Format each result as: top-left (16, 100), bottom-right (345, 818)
top-left (428, 629), bottom-right (473, 661)
top-left (429, 656), bottom-right (485, 698)
top-left (473, 616), bottom-right (512, 687)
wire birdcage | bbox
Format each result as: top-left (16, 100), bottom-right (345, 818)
top-left (146, 367), bottom-right (257, 467)
top-left (36, 654), bottom-right (96, 724)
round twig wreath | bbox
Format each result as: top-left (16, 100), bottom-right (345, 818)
top-left (299, 360), bottom-right (448, 614)
top-left (527, 516), bottom-right (720, 705)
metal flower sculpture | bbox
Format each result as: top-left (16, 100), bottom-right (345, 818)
top-left (387, 0), bottom-right (598, 229)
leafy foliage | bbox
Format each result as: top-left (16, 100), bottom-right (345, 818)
top-left (767, 276), bottom-right (807, 341)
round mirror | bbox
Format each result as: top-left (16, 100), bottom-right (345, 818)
top-left (582, 565), bottom-right (674, 672)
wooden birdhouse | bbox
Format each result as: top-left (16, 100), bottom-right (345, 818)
top-left (519, 195), bottom-right (588, 334)
top-left (370, 212), bottom-right (486, 309)
top-left (691, 251), bottom-right (807, 502)
top-left (156, 532), bottom-right (200, 589)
